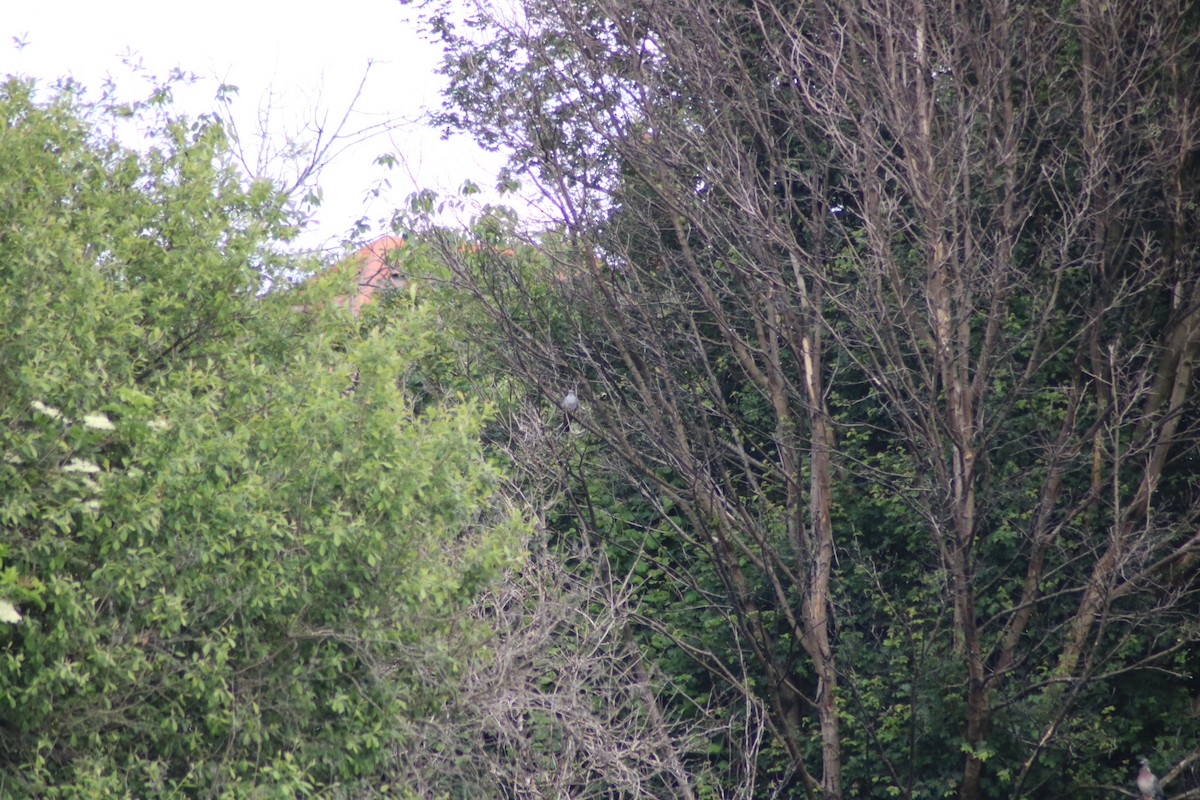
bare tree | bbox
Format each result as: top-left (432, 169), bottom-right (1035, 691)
top-left (414, 0), bottom-right (1200, 797)
top-left (391, 401), bottom-right (760, 799)
top-left (214, 63), bottom-right (401, 238)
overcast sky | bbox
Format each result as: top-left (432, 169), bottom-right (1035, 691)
top-left (3, 0), bottom-right (510, 251)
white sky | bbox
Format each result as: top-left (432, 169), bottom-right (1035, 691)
top-left (2, 0), bottom-right (512, 252)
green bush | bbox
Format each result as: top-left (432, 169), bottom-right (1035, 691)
top-left (0, 77), bottom-right (523, 799)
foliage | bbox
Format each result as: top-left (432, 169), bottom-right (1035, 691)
top-left (0, 77), bottom-right (523, 798)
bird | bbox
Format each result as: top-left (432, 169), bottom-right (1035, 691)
top-left (1138, 757), bottom-right (1164, 800)
top-left (560, 390), bottom-right (579, 434)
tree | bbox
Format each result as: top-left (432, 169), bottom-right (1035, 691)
top-left (0, 76), bottom-right (523, 798)
top-left (412, 0), bottom-right (1200, 797)
top-left (364, 229), bottom-right (733, 800)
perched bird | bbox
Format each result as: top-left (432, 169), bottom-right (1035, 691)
top-left (1138, 757), bottom-right (1164, 800)
top-left (560, 390), bottom-right (579, 434)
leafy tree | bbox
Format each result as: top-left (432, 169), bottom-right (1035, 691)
top-left (0, 76), bottom-right (524, 798)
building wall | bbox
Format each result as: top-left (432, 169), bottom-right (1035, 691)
top-left (344, 235), bottom-right (406, 314)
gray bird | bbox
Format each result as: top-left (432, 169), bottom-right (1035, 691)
top-left (1138, 757), bottom-right (1164, 800)
top-left (560, 390), bottom-right (580, 434)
